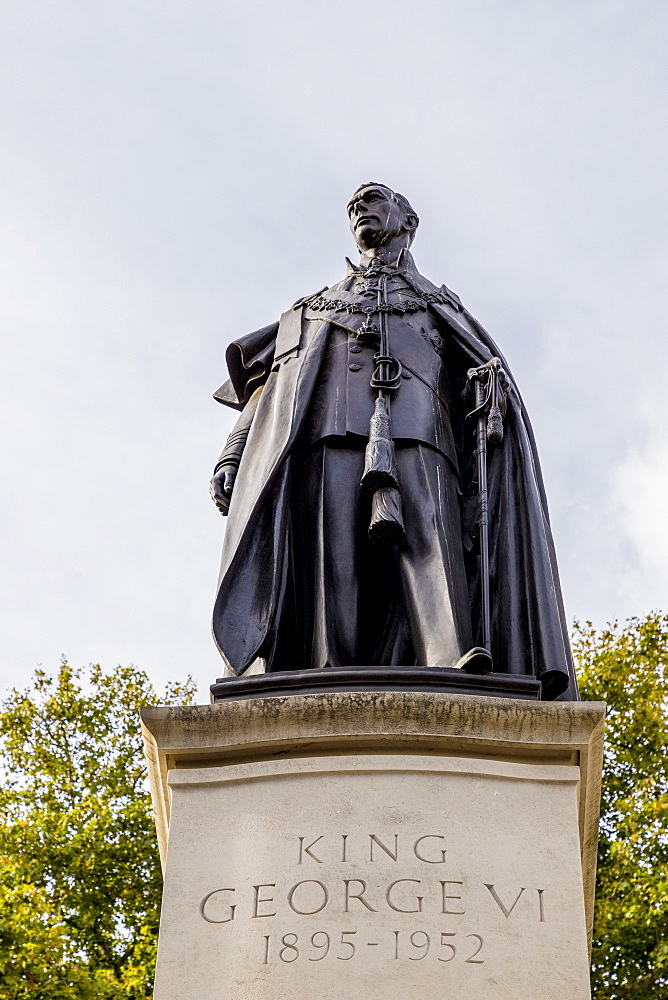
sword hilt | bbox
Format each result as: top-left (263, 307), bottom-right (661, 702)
top-left (466, 358), bottom-right (509, 443)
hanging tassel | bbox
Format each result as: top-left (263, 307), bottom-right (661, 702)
top-left (487, 404), bottom-right (504, 444)
top-left (368, 486), bottom-right (405, 545)
top-left (361, 395), bottom-right (400, 491)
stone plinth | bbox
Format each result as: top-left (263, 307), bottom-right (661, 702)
top-left (141, 692), bottom-right (604, 1000)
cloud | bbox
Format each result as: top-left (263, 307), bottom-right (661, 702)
top-left (1, 0), bottom-right (667, 698)
top-left (611, 399), bottom-right (668, 615)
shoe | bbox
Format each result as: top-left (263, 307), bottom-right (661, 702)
top-left (456, 646), bottom-right (493, 674)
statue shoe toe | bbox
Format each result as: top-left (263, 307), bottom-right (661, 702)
top-left (456, 646), bottom-right (493, 674)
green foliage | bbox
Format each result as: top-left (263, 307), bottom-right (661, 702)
top-left (2, 622), bottom-right (668, 998)
top-left (0, 662), bottom-right (196, 999)
top-left (575, 614), bottom-right (668, 1000)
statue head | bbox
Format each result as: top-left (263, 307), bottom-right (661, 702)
top-left (347, 183), bottom-right (419, 253)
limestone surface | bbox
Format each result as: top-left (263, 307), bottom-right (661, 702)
top-left (141, 692), bottom-right (604, 1000)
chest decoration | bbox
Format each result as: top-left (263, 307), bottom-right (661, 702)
top-left (304, 265), bottom-right (455, 312)
top-left (302, 262), bottom-right (462, 355)
top-left (304, 286), bottom-right (451, 317)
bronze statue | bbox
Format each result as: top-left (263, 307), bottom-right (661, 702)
top-left (210, 183), bottom-right (578, 700)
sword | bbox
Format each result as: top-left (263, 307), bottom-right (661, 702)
top-left (466, 358), bottom-right (509, 652)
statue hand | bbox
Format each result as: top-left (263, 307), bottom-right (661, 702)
top-left (209, 465), bottom-right (237, 516)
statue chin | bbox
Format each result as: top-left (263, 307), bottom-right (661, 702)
top-left (355, 227), bottom-right (384, 250)
top-left (356, 225), bottom-right (409, 256)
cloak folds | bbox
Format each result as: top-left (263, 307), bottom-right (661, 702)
top-left (212, 292), bottom-right (579, 701)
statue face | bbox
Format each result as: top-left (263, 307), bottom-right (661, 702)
top-left (347, 184), bottom-right (408, 251)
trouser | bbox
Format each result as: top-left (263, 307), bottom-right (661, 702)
top-left (282, 439), bottom-right (472, 669)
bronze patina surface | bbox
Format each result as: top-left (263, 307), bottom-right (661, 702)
top-left (209, 184), bottom-right (577, 701)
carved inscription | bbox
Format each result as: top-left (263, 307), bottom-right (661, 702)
top-left (199, 833), bottom-right (550, 968)
top-left (297, 834), bottom-right (448, 865)
top-left (261, 930), bottom-right (487, 964)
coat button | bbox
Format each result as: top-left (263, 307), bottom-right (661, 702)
top-left (348, 363), bottom-right (361, 372)
top-left (349, 343), bottom-right (362, 353)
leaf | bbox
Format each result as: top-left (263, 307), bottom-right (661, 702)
top-left (0, 662), bottom-right (196, 999)
top-left (576, 615), bottom-right (668, 998)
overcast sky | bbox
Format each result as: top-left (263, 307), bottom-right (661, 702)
top-left (1, 0), bottom-right (667, 700)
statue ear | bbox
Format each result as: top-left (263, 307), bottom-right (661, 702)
top-left (404, 213), bottom-right (418, 233)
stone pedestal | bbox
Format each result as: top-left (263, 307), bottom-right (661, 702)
top-left (141, 691), bottom-right (604, 1000)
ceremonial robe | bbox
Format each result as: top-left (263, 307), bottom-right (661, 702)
top-left (212, 253), bottom-right (578, 700)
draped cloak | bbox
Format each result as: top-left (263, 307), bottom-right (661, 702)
top-left (212, 264), bottom-right (579, 701)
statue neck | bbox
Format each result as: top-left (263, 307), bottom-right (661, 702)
top-left (357, 234), bottom-right (412, 267)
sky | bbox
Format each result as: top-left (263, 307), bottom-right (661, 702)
top-left (1, 0), bottom-right (667, 702)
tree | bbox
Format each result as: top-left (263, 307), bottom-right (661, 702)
top-left (2, 621), bottom-right (667, 998)
top-left (575, 614), bottom-right (668, 999)
top-left (0, 661), bottom-right (196, 999)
